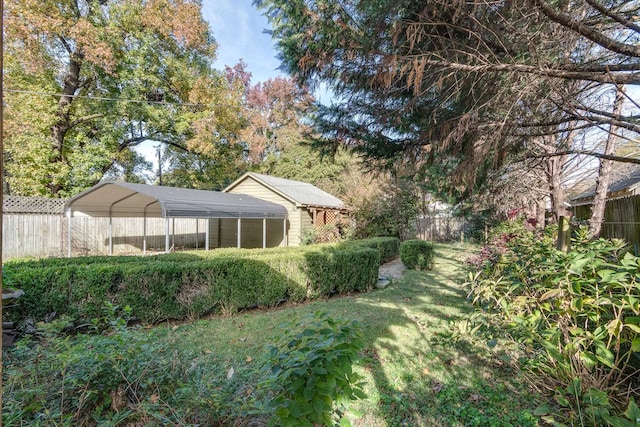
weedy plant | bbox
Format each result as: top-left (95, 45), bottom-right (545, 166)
top-left (256, 312), bottom-right (366, 427)
top-left (465, 224), bottom-right (640, 426)
top-left (3, 304), bottom-right (200, 426)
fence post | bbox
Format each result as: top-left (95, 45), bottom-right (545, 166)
top-left (556, 216), bottom-right (571, 252)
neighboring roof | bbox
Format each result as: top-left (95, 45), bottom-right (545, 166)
top-left (64, 181), bottom-right (288, 219)
top-left (572, 166), bottom-right (640, 204)
top-left (224, 172), bottom-right (344, 209)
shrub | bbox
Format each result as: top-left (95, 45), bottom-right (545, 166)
top-left (6, 244), bottom-right (380, 327)
top-left (304, 247), bottom-right (379, 297)
top-left (258, 312), bottom-right (366, 427)
top-left (400, 240), bottom-right (434, 270)
top-left (341, 237), bottom-right (400, 264)
top-left (465, 225), bottom-right (640, 426)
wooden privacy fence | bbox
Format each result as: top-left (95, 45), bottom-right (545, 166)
top-left (574, 195), bottom-right (640, 252)
top-left (3, 196), bottom-right (66, 260)
top-left (3, 196), bottom-right (211, 260)
top-left (411, 215), bottom-right (466, 242)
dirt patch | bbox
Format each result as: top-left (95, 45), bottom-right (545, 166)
top-left (379, 257), bottom-right (406, 279)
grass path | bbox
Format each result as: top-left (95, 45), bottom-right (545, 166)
top-left (156, 243), bottom-right (540, 426)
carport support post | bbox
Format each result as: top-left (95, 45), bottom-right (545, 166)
top-left (67, 208), bottom-right (72, 258)
top-left (108, 216), bottom-right (113, 255)
top-left (205, 218), bottom-right (210, 251)
top-left (237, 218), bottom-right (242, 248)
top-left (263, 218), bottom-right (267, 249)
top-left (283, 218), bottom-right (287, 246)
top-left (143, 216), bottom-right (147, 255)
top-left (165, 218), bottom-right (170, 253)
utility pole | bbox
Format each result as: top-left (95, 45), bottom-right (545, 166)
top-left (156, 145), bottom-right (162, 185)
top-left (1, 0), bottom-right (6, 406)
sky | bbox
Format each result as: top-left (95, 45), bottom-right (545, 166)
top-left (203, 0), bottom-right (284, 83)
top-left (135, 0), bottom-right (283, 166)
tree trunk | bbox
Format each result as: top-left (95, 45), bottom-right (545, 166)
top-left (48, 51), bottom-right (84, 195)
top-left (541, 133), bottom-right (570, 222)
top-left (547, 153), bottom-right (569, 221)
top-left (589, 89), bottom-right (624, 238)
top-left (52, 52), bottom-right (84, 159)
top-left (536, 197), bottom-right (546, 228)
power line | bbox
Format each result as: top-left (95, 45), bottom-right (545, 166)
top-left (5, 88), bottom-right (210, 108)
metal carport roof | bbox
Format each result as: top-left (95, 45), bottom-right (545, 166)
top-left (64, 181), bottom-right (288, 219)
top-left (63, 181), bottom-right (289, 256)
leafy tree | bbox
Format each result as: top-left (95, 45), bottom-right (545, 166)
top-left (256, 0), bottom-right (640, 235)
top-left (4, 0), bottom-right (243, 197)
top-left (160, 143), bottom-right (246, 190)
top-left (241, 75), bottom-right (314, 164)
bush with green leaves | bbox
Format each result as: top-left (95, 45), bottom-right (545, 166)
top-left (257, 312), bottom-right (366, 427)
top-left (465, 225), bottom-right (640, 426)
top-left (400, 239), bottom-right (434, 270)
top-left (6, 243), bottom-right (380, 327)
top-left (304, 247), bottom-right (379, 297)
top-left (340, 237), bottom-right (400, 264)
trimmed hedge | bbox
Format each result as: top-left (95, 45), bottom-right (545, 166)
top-left (5, 244), bottom-right (380, 325)
top-left (400, 240), bottom-right (435, 270)
top-left (340, 237), bottom-right (400, 263)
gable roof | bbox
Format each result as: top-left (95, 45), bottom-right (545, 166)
top-left (572, 166), bottom-right (640, 205)
top-left (224, 172), bottom-right (344, 209)
top-left (65, 181), bottom-right (288, 219)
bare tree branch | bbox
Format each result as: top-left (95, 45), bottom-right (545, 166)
top-left (531, 0), bottom-right (640, 58)
top-left (526, 150), bottom-right (640, 165)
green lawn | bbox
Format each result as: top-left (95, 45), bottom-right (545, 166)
top-left (154, 243), bottom-right (540, 426)
top-left (4, 243), bottom-right (541, 426)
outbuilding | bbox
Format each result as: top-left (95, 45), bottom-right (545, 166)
top-left (224, 172), bottom-right (347, 246)
top-left (64, 181), bottom-right (288, 255)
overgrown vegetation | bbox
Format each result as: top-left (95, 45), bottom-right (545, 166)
top-left (466, 222), bottom-right (640, 426)
top-left (3, 243), bottom-right (540, 426)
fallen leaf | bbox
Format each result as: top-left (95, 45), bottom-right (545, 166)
top-left (205, 349), bottom-right (213, 354)
top-left (246, 356), bottom-right (253, 363)
top-left (469, 393), bottom-right (483, 403)
top-left (150, 394), bottom-right (159, 404)
top-left (227, 367), bottom-right (235, 380)
top-left (422, 367), bottom-right (430, 375)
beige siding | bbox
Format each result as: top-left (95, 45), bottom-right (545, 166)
top-left (217, 218), bottom-right (286, 248)
top-left (291, 208), bottom-right (313, 246)
top-left (208, 218), bottom-right (220, 248)
top-left (227, 177), bottom-right (301, 246)
top-left (228, 178), bottom-right (293, 206)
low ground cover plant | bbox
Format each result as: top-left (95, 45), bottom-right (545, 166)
top-left (466, 223), bottom-right (640, 426)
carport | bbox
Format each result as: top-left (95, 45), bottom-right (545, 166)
top-left (64, 181), bottom-right (289, 256)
